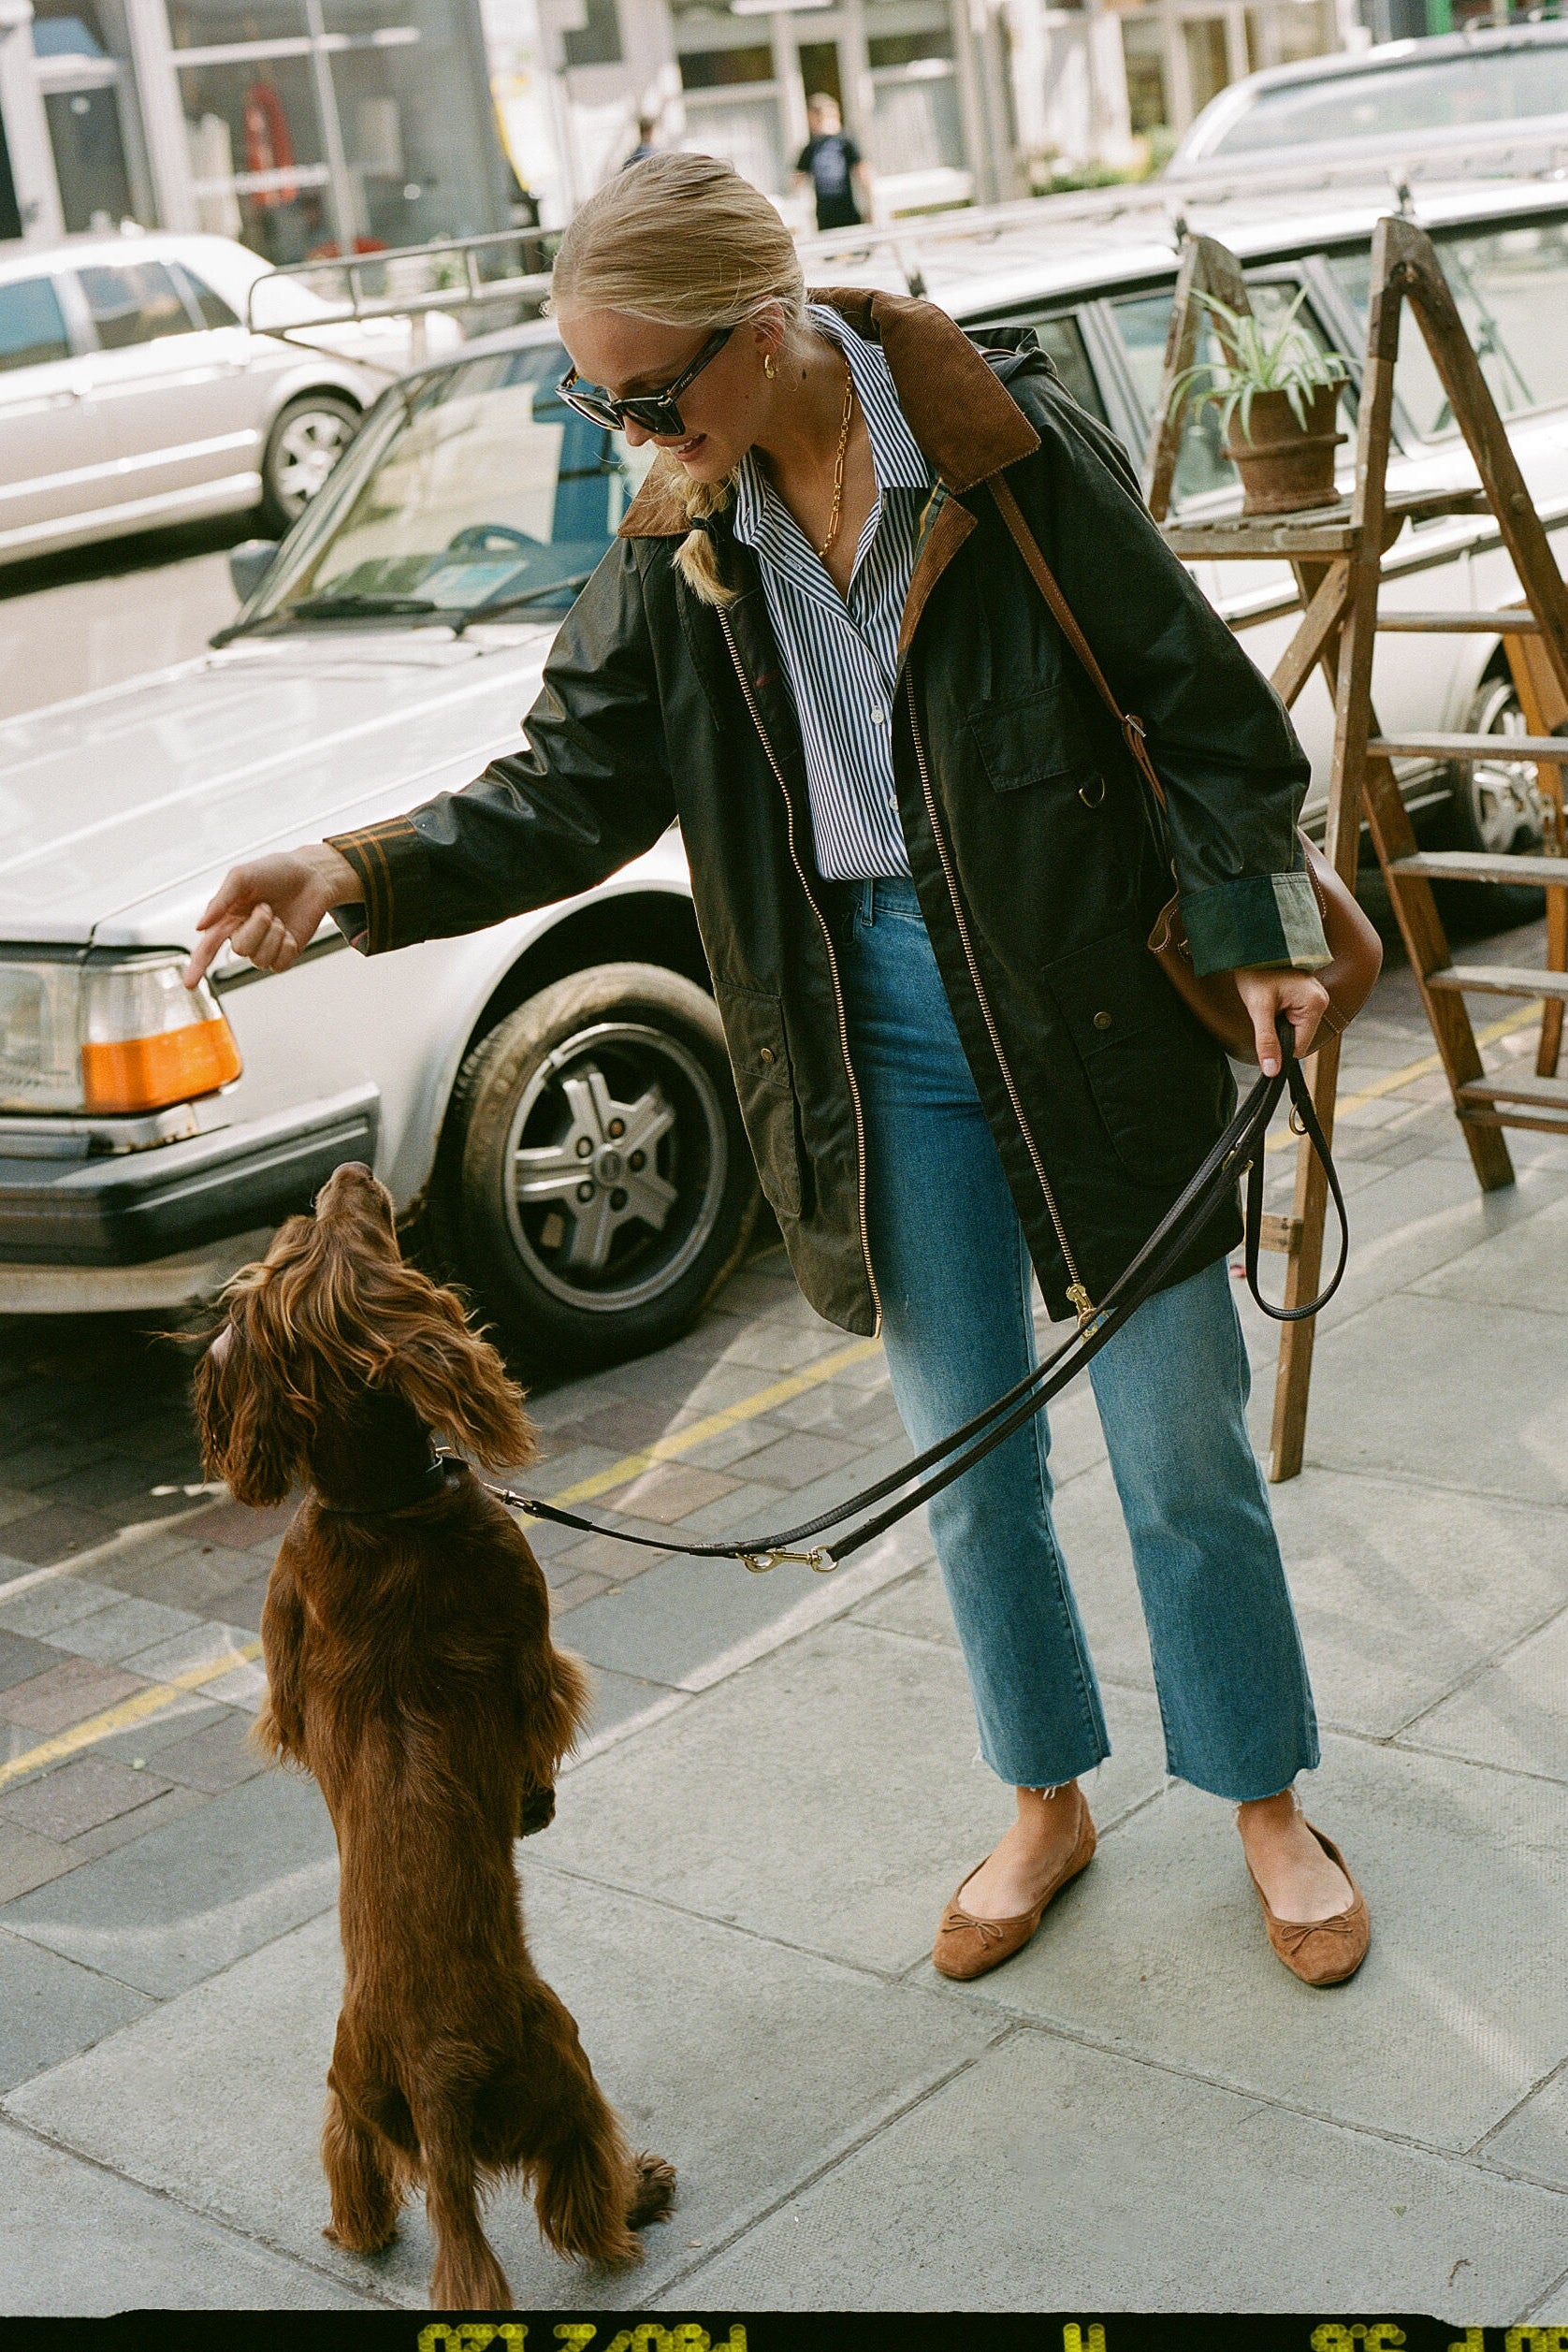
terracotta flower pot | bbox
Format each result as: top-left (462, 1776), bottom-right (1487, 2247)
top-left (1223, 381), bottom-right (1346, 517)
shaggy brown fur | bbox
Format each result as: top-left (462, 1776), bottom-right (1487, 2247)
top-left (195, 1162), bottom-right (675, 2309)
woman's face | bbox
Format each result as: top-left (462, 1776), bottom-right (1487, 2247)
top-left (556, 304), bottom-right (777, 486)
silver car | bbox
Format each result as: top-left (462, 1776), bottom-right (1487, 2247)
top-left (1168, 21), bottom-right (1568, 184)
top-left (0, 226), bottom-right (460, 565)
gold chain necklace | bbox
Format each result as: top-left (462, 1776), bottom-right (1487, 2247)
top-left (816, 363), bottom-right (856, 562)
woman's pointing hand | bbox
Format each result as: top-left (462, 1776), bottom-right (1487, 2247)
top-left (182, 845), bottom-right (359, 990)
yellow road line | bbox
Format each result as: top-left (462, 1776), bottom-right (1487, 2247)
top-left (1265, 999), bottom-right (1545, 1155)
top-left (0, 1641), bottom-right (263, 1794)
top-left (0, 1330), bottom-right (886, 1789)
top-left (541, 1335), bottom-right (885, 1507)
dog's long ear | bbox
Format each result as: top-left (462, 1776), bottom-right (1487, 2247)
top-left (194, 1300), bottom-right (313, 1507)
top-left (386, 1284), bottom-right (536, 1470)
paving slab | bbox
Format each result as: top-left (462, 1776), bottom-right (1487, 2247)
top-left (0, 1824), bottom-right (77, 1906)
top-left (673, 2027), bottom-right (1568, 2315)
top-left (0, 1575), bottom-right (124, 1641)
top-left (0, 1629), bottom-right (65, 1696)
top-left (1482, 2066), bottom-right (1568, 2191)
top-left (0, 1656), bottom-right (149, 1736)
top-left (138, 1709), bottom-right (267, 1792)
top-left (0, 2117), bottom-right (373, 2313)
top-left (41, 1595), bottom-right (203, 1664)
top-left (0, 1765), bottom-right (337, 1997)
top-left (1298, 1155), bottom-right (1568, 1335)
top-left (0, 1756), bottom-right (170, 1839)
top-left (0, 1925), bottom-right (153, 2094)
top-left (5, 1876), bottom-right (999, 2311)
top-left (1412, 1186), bottom-right (1568, 1316)
top-left (1401, 1606), bottom-right (1568, 1782)
top-left (546, 1618), bottom-right (1169, 1976)
top-left (935, 1737), bottom-right (1568, 2154)
top-left (1303, 1293), bottom-right (1568, 1506)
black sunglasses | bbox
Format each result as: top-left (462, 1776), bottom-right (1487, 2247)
top-left (557, 326), bottom-right (734, 436)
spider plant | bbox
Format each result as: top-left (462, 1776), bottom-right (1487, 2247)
top-left (1169, 288), bottom-right (1352, 443)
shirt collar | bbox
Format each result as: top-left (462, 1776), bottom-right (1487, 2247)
top-left (732, 305), bottom-right (930, 551)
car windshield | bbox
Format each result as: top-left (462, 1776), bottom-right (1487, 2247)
top-left (1205, 42), bottom-right (1568, 155)
top-left (246, 340), bottom-right (656, 632)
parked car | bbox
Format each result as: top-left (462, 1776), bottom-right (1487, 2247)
top-left (1167, 20), bottom-right (1568, 183)
top-left (1, 175), bottom-right (1563, 1368)
top-left (0, 228), bottom-right (463, 566)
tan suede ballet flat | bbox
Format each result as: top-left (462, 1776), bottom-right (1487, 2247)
top-left (1246, 1821), bottom-right (1370, 1987)
top-left (932, 1792), bottom-right (1096, 1982)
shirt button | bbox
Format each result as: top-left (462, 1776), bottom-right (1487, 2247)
top-left (868, 704), bottom-right (886, 726)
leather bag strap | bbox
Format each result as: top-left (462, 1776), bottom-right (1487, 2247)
top-left (988, 472), bottom-right (1170, 811)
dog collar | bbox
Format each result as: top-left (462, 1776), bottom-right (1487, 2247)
top-left (313, 1452), bottom-right (454, 1517)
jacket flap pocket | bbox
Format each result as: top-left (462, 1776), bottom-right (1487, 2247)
top-left (714, 981), bottom-right (801, 1220)
top-left (969, 684), bottom-right (1096, 793)
top-left (715, 982), bottom-right (791, 1090)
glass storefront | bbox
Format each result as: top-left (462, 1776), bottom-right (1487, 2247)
top-left (4, 0), bottom-right (503, 259)
top-left (170, 0), bottom-right (501, 259)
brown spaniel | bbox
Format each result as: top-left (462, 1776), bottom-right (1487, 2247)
top-left (195, 1161), bottom-right (674, 2309)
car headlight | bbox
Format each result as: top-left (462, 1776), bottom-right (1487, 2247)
top-left (0, 954), bottom-right (242, 1116)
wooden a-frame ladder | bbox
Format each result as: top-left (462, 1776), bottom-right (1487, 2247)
top-left (1145, 214), bottom-right (1568, 1482)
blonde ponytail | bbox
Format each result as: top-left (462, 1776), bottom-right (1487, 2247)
top-left (552, 154), bottom-right (806, 606)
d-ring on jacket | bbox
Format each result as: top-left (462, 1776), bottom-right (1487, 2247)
top-left (328, 290), bottom-right (1328, 1338)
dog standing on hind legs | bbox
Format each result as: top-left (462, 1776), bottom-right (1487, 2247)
top-left (195, 1161), bottom-right (675, 2308)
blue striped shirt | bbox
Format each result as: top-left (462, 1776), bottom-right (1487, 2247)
top-left (732, 306), bottom-right (934, 881)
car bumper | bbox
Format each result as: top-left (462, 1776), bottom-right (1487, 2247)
top-left (0, 1083), bottom-right (379, 1299)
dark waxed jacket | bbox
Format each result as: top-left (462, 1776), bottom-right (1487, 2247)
top-left (329, 290), bottom-right (1326, 1338)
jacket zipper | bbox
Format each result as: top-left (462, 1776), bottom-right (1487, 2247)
top-left (718, 608), bottom-right (882, 1331)
top-left (905, 672), bottom-right (1098, 1329)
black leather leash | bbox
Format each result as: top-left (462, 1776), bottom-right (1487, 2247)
top-left (486, 1016), bottom-right (1347, 1578)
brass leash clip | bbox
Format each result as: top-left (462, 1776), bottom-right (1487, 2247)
top-left (739, 1546), bottom-right (838, 1575)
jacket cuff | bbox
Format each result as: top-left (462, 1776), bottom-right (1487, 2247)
top-left (325, 817), bottom-right (430, 955)
top-left (1180, 869), bottom-right (1330, 978)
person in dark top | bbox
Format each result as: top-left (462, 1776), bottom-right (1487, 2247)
top-left (621, 112), bottom-right (660, 171)
top-left (793, 93), bottom-right (868, 232)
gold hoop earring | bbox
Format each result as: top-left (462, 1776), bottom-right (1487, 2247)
top-left (763, 352), bottom-right (777, 380)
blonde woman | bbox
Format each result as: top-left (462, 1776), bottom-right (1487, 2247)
top-left (187, 153), bottom-right (1369, 1988)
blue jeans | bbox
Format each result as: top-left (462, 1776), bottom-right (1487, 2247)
top-left (835, 876), bottom-right (1319, 1802)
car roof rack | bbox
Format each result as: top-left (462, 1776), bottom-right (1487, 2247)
top-left (243, 143), bottom-right (1568, 344)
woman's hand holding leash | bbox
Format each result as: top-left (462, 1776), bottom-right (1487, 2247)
top-left (182, 845), bottom-right (359, 990)
top-left (1233, 967), bottom-right (1329, 1076)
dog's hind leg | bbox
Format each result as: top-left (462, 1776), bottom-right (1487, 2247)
top-left (322, 2083), bottom-right (401, 2255)
top-left (417, 2110), bottom-right (512, 2311)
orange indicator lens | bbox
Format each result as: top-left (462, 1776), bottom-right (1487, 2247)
top-left (81, 1017), bottom-right (242, 1116)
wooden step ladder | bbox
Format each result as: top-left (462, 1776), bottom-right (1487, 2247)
top-left (1145, 216), bottom-right (1568, 1481)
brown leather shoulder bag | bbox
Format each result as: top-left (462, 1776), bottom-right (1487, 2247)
top-left (989, 475), bottom-right (1382, 1063)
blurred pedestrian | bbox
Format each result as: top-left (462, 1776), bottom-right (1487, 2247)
top-left (187, 153), bottom-right (1369, 1997)
top-left (621, 112), bottom-right (661, 172)
top-left (793, 94), bottom-right (868, 232)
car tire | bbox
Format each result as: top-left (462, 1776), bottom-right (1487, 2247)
top-left (257, 392), bottom-right (360, 532)
top-left (431, 964), bottom-right (762, 1376)
top-left (1435, 666), bottom-right (1551, 930)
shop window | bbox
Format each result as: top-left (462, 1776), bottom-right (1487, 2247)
top-left (1120, 16), bottom-right (1169, 134)
top-left (0, 280), bottom-right (72, 373)
top-left (1182, 18), bottom-right (1231, 117)
top-left (867, 29), bottom-right (952, 68)
top-left (562, 0), bottom-right (623, 67)
top-left (79, 261), bottom-right (198, 349)
top-left (680, 44), bottom-right (774, 89)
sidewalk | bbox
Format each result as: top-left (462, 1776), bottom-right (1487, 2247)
top-left (1, 913), bottom-right (1566, 2317)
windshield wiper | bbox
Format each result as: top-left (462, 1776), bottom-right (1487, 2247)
top-left (285, 591), bottom-right (441, 619)
top-left (450, 572), bottom-right (596, 636)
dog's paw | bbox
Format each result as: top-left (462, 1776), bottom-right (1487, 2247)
top-left (626, 2150), bottom-right (676, 2230)
top-left (323, 2221), bottom-right (399, 2256)
top-left (516, 1784), bottom-right (557, 1838)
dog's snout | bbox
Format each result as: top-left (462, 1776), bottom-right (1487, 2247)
top-left (316, 1159), bottom-right (391, 1217)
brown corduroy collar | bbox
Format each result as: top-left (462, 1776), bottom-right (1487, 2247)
top-left (616, 285), bottom-right (1039, 541)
